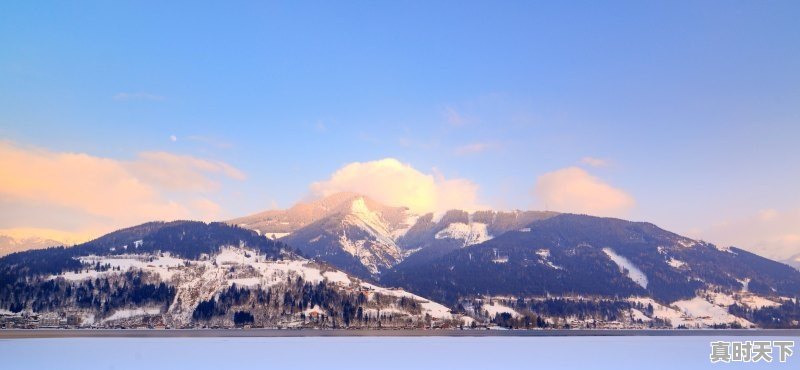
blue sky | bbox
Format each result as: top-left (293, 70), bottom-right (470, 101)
top-left (1, 1), bottom-right (798, 259)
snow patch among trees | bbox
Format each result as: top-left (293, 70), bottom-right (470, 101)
top-left (434, 222), bottom-right (492, 246)
top-left (667, 258), bottom-right (686, 269)
top-left (481, 301), bottom-right (521, 318)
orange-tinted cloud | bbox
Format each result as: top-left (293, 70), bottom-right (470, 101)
top-left (533, 166), bottom-right (635, 217)
top-left (128, 151), bottom-right (245, 192)
top-left (0, 141), bottom-right (242, 242)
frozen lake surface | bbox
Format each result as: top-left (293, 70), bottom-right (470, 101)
top-left (2, 333), bottom-right (798, 369)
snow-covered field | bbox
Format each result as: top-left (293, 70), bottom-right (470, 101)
top-left (360, 282), bottom-right (454, 319)
top-left (48, 246), bottom-right (461, 325)
top-left (57, 253), bottom-right (186, 281)
top-left (480, 301), bottom-right (521, 318)
top-left (3, 336), bottom-right (791, 370)
top-left (627, 292), bottom-right (782, 328)
top-left (671, 297), bottom-right (753, 327)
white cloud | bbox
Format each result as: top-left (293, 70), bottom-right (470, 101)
top-left (0, 141), bottom-right (243, 242)
top-left (310, 158), bottom-right (482, 214)
top-left (170, 135), bottom-right (178, 142)
top-left (695, 208), bottom-right (800, 261)
top-left (127, 151), bottom-right (246, 192)
top-left (532, 166), bottom-right (635, 217)
top-left (580, 156), bottom-right (610, 167)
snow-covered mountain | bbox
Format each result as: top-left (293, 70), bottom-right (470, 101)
top-left (230, 193), bottom-right (414, 276)
top-left (228, 192), bottom-right (411, 239)
top-left (279, 197), bottom-right (409, 276)
top-left (0, 234), bottom-right (64, 257)
top-left (229, 192), bottom-right (557, 277)
top-left (382, 214), bottom-right (800, 328)
top-left (394, 208), bottom-right (558, 269)
top-left (0, 221), bottom-right (466, 329)
top-left (4, 196), bottom-right (800, 329)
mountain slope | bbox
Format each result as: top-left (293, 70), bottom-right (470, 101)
top-left (225, 198), bottom-right (800, 329)
top-left (0, 221), bottom-right (465, 328)
top-left (3, 214), bottom-right (799, 329)
top-left (395, 209), bottom-right (558, 268)
top-left (382, 214), bottom-right (800, 307)
top-left (783, 254), bottom-right (800, 271)
top-left (272, 194), bottom-right (413, 276)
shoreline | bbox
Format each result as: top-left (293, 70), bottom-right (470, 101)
top-left (2, 328), bottom-right (800, 338)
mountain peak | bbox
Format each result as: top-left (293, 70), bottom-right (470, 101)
top-left (225, 192), bottom-right (353, 235)
top-left (307, 191), bottom-right (365, 210)
top-left (0, 234), bottom-right (65, 257)
top-left (349, 196), bottom-right (369, 214)
top-left (229, 195), bottom-right (560, 277)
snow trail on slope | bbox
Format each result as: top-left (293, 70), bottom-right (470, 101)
top-left (603, 248), bottom-right (648, 288)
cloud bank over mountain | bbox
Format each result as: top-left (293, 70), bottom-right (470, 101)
top-left (310, 158), bottom-right (483, 214)
top-left (533, 166), bottom-right (635, 217)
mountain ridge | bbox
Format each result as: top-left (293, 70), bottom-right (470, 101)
top-left (3, 193), bottom-right (799, 329)
top-left (0, 221), bottom-right (464, 329)
top-left (0, 234), bottom-right (65, 257)
top-left (229, 192), bottom-right (559, 277)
